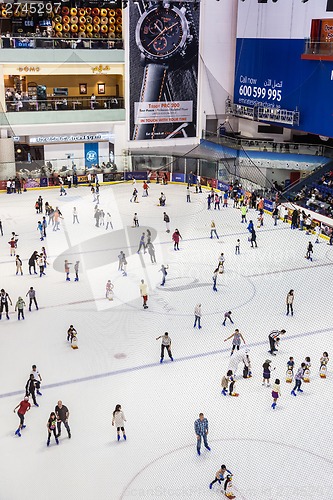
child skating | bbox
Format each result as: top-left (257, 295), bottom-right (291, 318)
top-left (271, 379), bottom-right (281, 409)
top-left (262, 360), bottom-right (273, 387)
top-left (106, 280), bottom-right (114, 300)
top-left (291, 363), bottom-right (305, 396)
top-left (47, 412), bottom-right (59, 446)
top-left (320, 352), bottom-right (329, 378)
top-left (209, 464), bottom-right (234, 498)
top-left (221, 370), bottom-right (238, 397)
top-left (112, 404), bottom-right (127, 441)
top-left (64, 260), bottom-right (72, 281)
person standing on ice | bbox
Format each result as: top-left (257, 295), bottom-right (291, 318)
top-left (47, 412), bottom-right (59, 447)
top-left (194, 412), bottom-right (210, 456)
top-left (224, 329), bottom-right (246, 355)
top-left (112, 404), bottom-right (127, 441)
top-left (13, 396), bottom-right (31, 437)
top-left (286, 290), bottom-right (294, 316)
top-left (271, 379), bottom-right (281, 409)
top-left (156, 332), bottom-right (173, 363)
top-left (193, 303), bottom-right (202, 329)
top-left (291, 363), bottom-right (305, 396)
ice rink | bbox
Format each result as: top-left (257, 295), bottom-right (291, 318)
top-left (0, 181), bottom-right (333, 500)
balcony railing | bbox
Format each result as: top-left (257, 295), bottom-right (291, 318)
top-left (303, 39), bottom-right (333, 56)
top-left (5, 96), bottom-right (124, 112)
top-left (0, 35), bottom-right (123, 50)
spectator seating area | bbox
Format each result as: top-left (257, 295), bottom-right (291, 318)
top-left (292, 170), bottom-right (333, 217)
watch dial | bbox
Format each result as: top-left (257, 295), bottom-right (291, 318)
top-left (138, 6), bottom-right (186, 59)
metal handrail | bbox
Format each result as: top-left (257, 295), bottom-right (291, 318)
top-left (0, 35), bottom-right (124, 50)
top-left (5, 96), bottom-right (124, 112)
top-left (202, 130), bottom-right (333, 157)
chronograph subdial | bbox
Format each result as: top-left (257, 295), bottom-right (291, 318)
top-left (153, 36), bottom-right (167, 52)
top-left (149, 19), bottom-right (164, 35)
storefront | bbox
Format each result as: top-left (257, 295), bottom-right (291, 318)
top-left (0, 1), bottom-right (123, 41)
top-left (2, 63), bottom-right (124, 112)
top-left (13, 131), bottom-right (117, 177)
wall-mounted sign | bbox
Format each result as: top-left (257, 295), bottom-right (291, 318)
top-left (17, 66), bottom-right (40, 73)
top-left (29, 133), bottom-right (112, 144)
top-left (92, 65), bottom-right (111, 74)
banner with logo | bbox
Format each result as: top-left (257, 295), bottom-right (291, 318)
top-left (84, 143), bottom-right (99, 169)
top-left (129, 1), bottom-right (200, 141)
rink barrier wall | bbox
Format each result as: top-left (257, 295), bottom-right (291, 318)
top-left (1, 172), bottom-right (331, 240)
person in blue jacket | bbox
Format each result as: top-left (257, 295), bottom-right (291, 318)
top-left (209, 464), bottom-right (233, 490)
top-left (247, 220), bottom-right (254, 233)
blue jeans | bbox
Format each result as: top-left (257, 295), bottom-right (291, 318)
top-left (197, 433), bottom-right (208, 453)
top-left (293, 379), bottom-right (302, 391)
top-left (194, 315), bottom-right (201, 328)
top-left (210, 229), bottom-right (219, 239)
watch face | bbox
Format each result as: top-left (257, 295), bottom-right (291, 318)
top-left (135, 5), bottom-right (189, 61)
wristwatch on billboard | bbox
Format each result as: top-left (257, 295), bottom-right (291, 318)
top-left (132, 0), bottom-right (197, 140)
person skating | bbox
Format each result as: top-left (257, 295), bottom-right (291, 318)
top-left (8, 237), bottom-right (16, 256)
top-left (235, 239), bottom-right (240, 255)
top-left (212, 268), bottom-right (218, 292)
top-left (147, 242), bottom-right (156, 263)
top-left (28, 251), bottom-right (38, 275)
top-left (305, 241), bottom-right (313, 261)
top-left (106, 280), bottom-right (114, 300)
top-left (221, 370), bottom-right (237, 396)
top-left (291, 363), bottom-right (306, 396)
top-left (0, 288), bottom-right (12, 320)
top-left (272, 206), bottom-right (279, 226)
top-left (137, 232), bottom-right (146, 254)
top-left (105, 212), bottom-right (113, 230)
top-left (67, 325), bottom-right (77, 343)
top-left (64, 260), bottom-right (72, 281)
top-left (194, 412), bottom-right (210, 456)
top-left (262, 359), bottom-right (273, 387)
top-left (224, 329), bottom-right (246, 355)
top-left (73, 207), bottom-right (79, 224)
top-left (186, 185), bottom-right (191, 203)
top-left (47, 412), bottom-right (59, 446)
top-left (15, 296), bottom-right (26, 320)
top-left (74, 261), bottom-right (80, 281)
top-left (156, 332), bottom-right (173, 363)
top-left (132, 212), bottom-right (139, 227)
top-left (250, 228), bottom-right (257, 247)
top-left (25, 373), bottom-right (39, 406)
top-left (222, 311), bottom-right (234, 326)
top-left (159, 264), bottom-right (168, 286)
top-left (37, 220), bottom-right (44, 241)
top-left (271, 379), bottom-right (281, 409)
top-left (320, 352), bottom-right (329, 378)
top-left (13, 396), bottom-right (31, 437)
top-left (210, 221), bottom-right (219, 239)
top-left (286, 290), bottom-right (294, 316)
top-left (15, 255), bottom-right (23, 275)
top-left (268, 329), bottom-right (286, 355)
top-left (55, 400), bottom-right (71, 439)
top-left (37, 253), bottom-right (46, 277)
top-left (26, 287), bottom-right (38, 311)
top-left (194, 303), bottom-right (202, 329)
top-left (139, 279), bottom-right (148, 309)
top-left (31, 364), bottom-right (43, 396)
top-left (163, 212), bottom-right (170, 233)
top-left (172, 229), bottom-right (182, 251)
top-left (241, 204), bottom-right (247, 223)
top-left (209, 464), bottom-right (233, 491)
top-left (112, 404), bottom-right (126, 441)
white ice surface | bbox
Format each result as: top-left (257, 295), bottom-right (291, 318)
top-left (0, 182), bottom-right (333, 500)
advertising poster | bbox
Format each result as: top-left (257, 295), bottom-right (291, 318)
top-left (129, 0), bottom-right (200, 141)
top-left (84, 143), bottom-right (99, 169)
top-left (234, 0), bottom-right (333, 137)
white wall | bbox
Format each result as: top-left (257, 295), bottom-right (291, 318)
top-left (237, 0), bottom-right (331, 40)
top-left (199, 0), bottom-right (238, 125)
top-left (237, 118), bottom-right (293, 141)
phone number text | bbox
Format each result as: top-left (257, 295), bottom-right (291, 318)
top-left (238, 85), bottom-right (282, 101)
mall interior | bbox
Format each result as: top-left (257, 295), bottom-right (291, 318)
top-left (0, 0), bottom-right (333, 221)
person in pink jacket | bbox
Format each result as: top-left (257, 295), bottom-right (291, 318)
top-left (172, 229), bottom-right (182, 251)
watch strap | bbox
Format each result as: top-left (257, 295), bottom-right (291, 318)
top-left (133, 63), bottom-right (167, 140)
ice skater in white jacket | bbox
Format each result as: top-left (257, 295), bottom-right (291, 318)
top-left (112, 404), bottom-right (126, 441)
top-left (228, 349), bottom-right (250, 377)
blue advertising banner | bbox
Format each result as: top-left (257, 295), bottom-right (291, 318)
top-left (84, 143), bottom-right (99, 169)
top-left (264, 199), bottom-right (274, 212)
top-left (234, 38), bottom-right (333, 138)
top-left (172, 173), bottom-right (185, 183)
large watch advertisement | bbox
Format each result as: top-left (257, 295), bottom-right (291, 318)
top-left (129, 0), bottom-right (200, 141)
